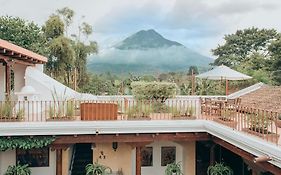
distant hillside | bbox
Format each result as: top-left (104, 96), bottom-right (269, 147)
top-left (88, 29), bottom-right (212, 74)
top-left (115, 29), bottom-right (182, 50)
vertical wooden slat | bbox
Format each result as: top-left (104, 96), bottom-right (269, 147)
top-left (136, 146), bottom-right (142, 175)
top-left (56, 149), bottom-right (62, 175)
top-left (5, 63), bottom-right (11, 98)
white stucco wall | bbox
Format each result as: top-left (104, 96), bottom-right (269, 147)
top-left (0, 149), bottom-right (56, 175)
top-left (0, 65), bottom-right (5, 100)
top-left (139, 141), bottom-right (183, 175)
top-left (0, 150), bottom-right (16, 175)
top-left (13, 64), bottom-right (27, 94)
top-left (0, 64), bottom-right (27, 101)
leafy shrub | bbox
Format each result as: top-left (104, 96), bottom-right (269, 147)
top-left (4, 164), bottom-right (31, 175)
top-left (126, 104), bottom-right (152, 118)
top-left (207, 162), bottom-right (233, 175)
top-left (165, 162), bottom-right (183, 175)
top-left (131, 81), bottom-right (177, 103)
top-left (0, 136), bottom-right (55, 151)
top-left (86, 162), bottom-right (112, 175)
top-left (0, 102), bottom-right (13, 119)
top-left (16, 109), bottom-right (25, 120)
top-left (171, 106), bottom-right (195, 117)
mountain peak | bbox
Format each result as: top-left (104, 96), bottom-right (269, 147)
top-left (115, 29), bottom-right (183, 50)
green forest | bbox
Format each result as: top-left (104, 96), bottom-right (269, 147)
top-left (1, 7), bottom-right (281, 95)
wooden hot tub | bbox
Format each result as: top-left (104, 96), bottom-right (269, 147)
top-left (80, 102), bottom-right (118, 120)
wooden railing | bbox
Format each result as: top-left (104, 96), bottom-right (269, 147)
top-left (0, 98), bottom-right (280, 146)
top-left (201, 98), bottom-right (281, 146)
top-left (0, 98), bottom-right (201, 122)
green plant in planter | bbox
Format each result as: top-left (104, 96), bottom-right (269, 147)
top-left (220, 109), bottom-right (232, 121)
top-left (0, 101), bottom-right (13, 119)
top-left (171, 107), bottom-right (181, 117)
top-left (4, 164), bottom-right (31, 175)
top-left (165, 162), bottom-right (183, 175)
top-left (65, 100), bottom-right (74, 117)
top-left (247, 113), bottom-right (270, 132)
top-left (171, 106), bottom-right (195, 118)
top-left (16, 109), bottom-right (25, 120)
top-left (207, 162), bottom-right (233, 175)
top-left (126, 104), bottom-right (152, 118)
top-left (85, 162), bottom-right (112, 175)
top-left (187, 106), bottom-right (195, 117)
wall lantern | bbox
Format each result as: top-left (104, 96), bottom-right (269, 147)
top-left (112, 142), bottom-right (118, 151)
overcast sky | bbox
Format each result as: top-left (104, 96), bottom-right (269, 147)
top-left (1, 0), bottom-right (281, 57)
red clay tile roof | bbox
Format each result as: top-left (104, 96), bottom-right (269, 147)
top-left (0, 39), bottom-right (47, 64)
top-left (240, 85), bottom-right (281, 113)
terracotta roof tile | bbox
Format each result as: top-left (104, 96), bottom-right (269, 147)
top-left (0, 39), bottom-right (47, 63)
top-left (241, 85), bottom-right (281, 113)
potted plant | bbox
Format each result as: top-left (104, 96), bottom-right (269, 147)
top-left (4, 164), bottom-right (31, 175)
top-left (0, 101), bottom-right (13, 120)
top-left (207, 162), bottom-right (233, 175)
top-left (85, 162), bottom-right (112, 175)
top-left (242, 113), bottom-right (280, 143)
top-left (213, 108), bottom-right (237, 128)
top-left (15, 109), bottom-right (25, 121)
top-left (126, 104), bottom-right (151, 120)
top-left (171, 107), bottom-right (196, 120)
top-left (165, 162), bottom-right (183, 175)
top-left (276, 114), bottom-right (281, 128)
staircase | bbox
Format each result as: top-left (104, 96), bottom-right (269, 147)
top-left (71, 143), bottom-right (93, 175)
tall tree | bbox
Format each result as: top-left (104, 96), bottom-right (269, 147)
top-left (47, 36), bottom-right (75, 85)
top-left (269, 37), bottom-right (281, 85)
top-left (56, 7), bottom-right (74, 35)
top-left (0, 16), bottom-right (48, 55)
top-left (44, 7), bottom-right (98, 89)
top-left (43, 15), bottom-right (64, 40)
top-left (212, 27), bottom-right (278, 67)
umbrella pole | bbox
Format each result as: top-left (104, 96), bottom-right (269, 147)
top-left (191, 69), bottom-right (195, 95)
top-left (225, 79), bottom-right (228, 95)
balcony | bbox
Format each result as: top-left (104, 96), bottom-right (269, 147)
top-left (0, 96), bottom-right (280, 147)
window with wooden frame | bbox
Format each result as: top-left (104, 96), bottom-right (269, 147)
top-left (141, 147), bottom-right (153, 167)
top-left (16, 147), bottom-right (49, 167)
top-left (161, 146), bottom-right (176, 166)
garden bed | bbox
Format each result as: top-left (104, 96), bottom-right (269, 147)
top-left (46, 116), bottom-right (80, 121)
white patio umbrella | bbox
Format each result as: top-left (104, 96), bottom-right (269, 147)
top-left (196, 65), bottom-right (252, 95)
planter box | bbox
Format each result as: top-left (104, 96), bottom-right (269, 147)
top-left (172, 116), bottom-right (196, 120)
top-left (242, 128), bottom-right (280, 143)
top-left (213, 117), bottom-right (237, 128)
top-left (127, 116), bottom-right (151, 120)
top-left (46, 116), bottom-right (80, 121)
top-left (0, 117), bottom-right (23, 122)
top-left (80, 103), bottom-right (117, 121)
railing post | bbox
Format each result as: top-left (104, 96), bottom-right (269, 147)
top-left (56, 149), bottom-right (62, 175)
top-left (136, 146), bottom-right (142, 175)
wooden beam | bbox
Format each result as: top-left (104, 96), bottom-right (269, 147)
top-left (0, 52), bottom-right (37, 65)
top-left (5, 63), bottom-right (11, 98)
top-left (136, 146), bottom-right (142, 175)
top-left (126, 142), bottom-right (152, 149)
top-left (52, 133), bottom-right (211, 145)
top-left (210, 144), bottom-right (216, 166)
top-left (213, 137), bottom-right (281, 175)
top-left (56, 149), bottom-right (62, 175)
top-left (50, 144), bottom-right (72, 151)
